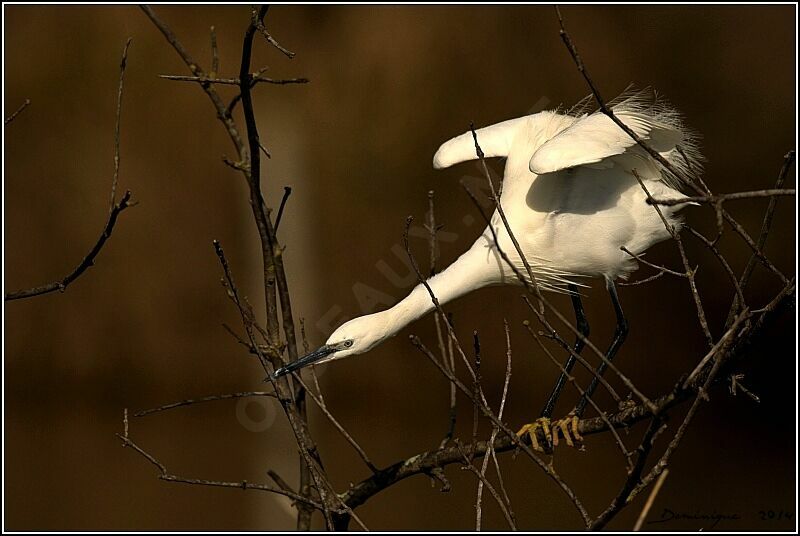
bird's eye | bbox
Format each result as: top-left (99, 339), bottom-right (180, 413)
top-left (344, 340), bottom-right (354, 348)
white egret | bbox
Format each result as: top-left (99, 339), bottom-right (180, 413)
top-left (274, 89), bottom-right (702, 447)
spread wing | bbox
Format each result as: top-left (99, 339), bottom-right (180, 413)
top-left (432, 117), bottom-right (528, 169)
top-left (528, 111), bottom-right (683, 175)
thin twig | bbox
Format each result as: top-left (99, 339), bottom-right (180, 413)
top-left (6, 39), bottom-right (136, 302)
top-left (683, 309), bottom-right (750, 390)
top-left (471, 331), bottom-right (482, 456)
top-left (684, 225), bottom-right (746, 309)
top-left (210, 26), bottom-right (219, 77)
top-left (427, 190), bottom-right (458, 448)
top-left (618, 270), bottom-right (667, 287)
top-left (620, 246), bottom-right (687, 279)
top-left (633, 469), bottom-right (669, 531)
top-left (632, 170), bottom-right (714, 347)
top-left (476, 320), bottom-right (516, 529)
top-left (726, 150), bottom-right (796, 328)
top-left (456, 441), bottom-right (517, 531)
top-left (4, 98), bottom-right (30, 125)
top-left (290, 373), bottom-right (379, 473)
top-left (274, 186), bottom-right (292, 232)
top-left (110, 38), bottom-right (133, 210)
top-left (117, 410), bottom-right (324, 508)
top-left (5, 190), bottom-right (134, 300)
top-left (255, 13), bottom-right (296, 58)
top-left (266, 469), bottom-right (296, 495)
top-left (648, 189), bottom-right (795, 206)
top-left (629, 317), bottom-right (748, 504)
top-left (134, 391), bottom-right (277, 417)
top-left (590, 416), bottom-right (668, 530)
top-left (470, 122), bottom-right (545, 308)
top-left (403, 216), bottom-right (481, 391)
top-left (159, 74), bottom-right (309, 85)
top-left (159, 475), bottom-right (325, 507)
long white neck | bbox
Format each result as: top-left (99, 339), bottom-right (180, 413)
top-left (378, 237), bottom-right (501, 337)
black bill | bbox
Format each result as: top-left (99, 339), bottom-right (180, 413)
top-left (270, 344), bottom-right (335, 379)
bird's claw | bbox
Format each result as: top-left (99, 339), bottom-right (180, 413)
top-left (516, 415), bottom-right (583, 452)
top-left (516, 417), bottom-right (552, 452)
top-left (551, 414), bottom-right (583, 448)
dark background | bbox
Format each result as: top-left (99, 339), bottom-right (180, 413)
top-left (4, 5), bottom-right (796, 531)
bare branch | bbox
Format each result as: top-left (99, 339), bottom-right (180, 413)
top-left (727, 150), bottom-right (796, 328)
top-left (683, 309), bottom-right (750, 390)
top-left (456, 441), bottom-right (517, 531)
top-left (648, 188), bottom-right (795, 206)
top-left (210, 25), bottom-right (219, 77)
top-left (254, 10), bottom-right (297, 58)
top-left (620, 246), bottom-right (687, 279)
top-left (427, 190), bottom-right (458, 448)
top-left (633, 468), bottom-right (670, 531)
top-left (159, 73), bottom-right (309, 85)
top-left (6, 39), bottom-right (135, 302)
top-left (290, 373), bottom-right (379, 473)
top-left (618, 270), bottom-right (667, 287)
top-left (470, 122), bottom-right (545, 307)
top-left (274, 186), bottom-right (292, 232)
top-left (110, 38), bottom-right (133, 210)
top-left (338, 385), bottom-right (694, 526)
top-left (590, 416), bottom-right (668, 530)
top-left (476, 320), bottom-right (516, 529)
top-left (117, 410), bottom-right (324, 508)
top-left (5, 190), bottom-right (134, 301)
top-left (632, 169), bottom-right (714, 347)
top-left (4, 98), bottom-right (30, 125)
top-left (134, 391), bottom-right (277, 417)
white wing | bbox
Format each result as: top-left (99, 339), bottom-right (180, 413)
top-left (528, 111), bottom-right (683, 175)
top-left (433, 117), bottom-right (528, 169)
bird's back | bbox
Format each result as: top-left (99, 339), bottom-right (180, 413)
top-left (480, 90), bottom-right (703, 286)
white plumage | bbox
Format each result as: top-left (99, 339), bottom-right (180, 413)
top-left (273, 89), bottom-right (703, 376)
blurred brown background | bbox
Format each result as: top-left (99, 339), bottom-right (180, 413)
top-left (3, 5), bottom-right (796, 531)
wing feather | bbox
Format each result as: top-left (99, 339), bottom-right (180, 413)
top-left (528, 111), bottom-right (683, 175)
top-left (433, 117), bottom-right (527, 169)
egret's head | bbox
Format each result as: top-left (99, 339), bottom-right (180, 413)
top-left (271, 314), bottom-right (390, 379)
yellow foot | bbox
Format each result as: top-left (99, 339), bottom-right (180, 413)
top-left (550, 415), bottom-right (583, 448)
top-left (517, 415), bottom-right (584, 452)
top-left (516, 417), bottom-right (552, 452)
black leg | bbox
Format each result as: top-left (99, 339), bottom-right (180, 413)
top-left (573, 279), bottom-right (628, 418)
top-left (540, 283), bottom-right (590, 419)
